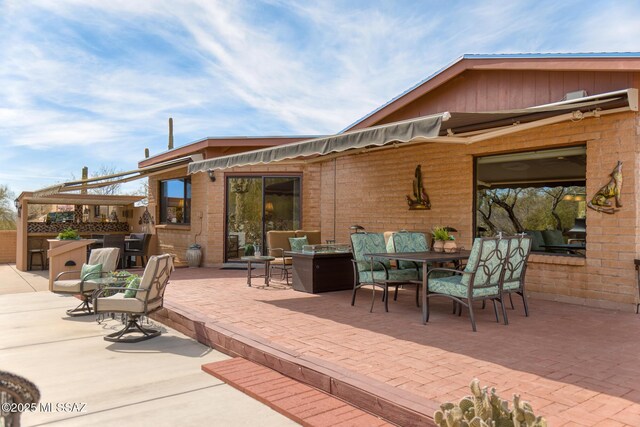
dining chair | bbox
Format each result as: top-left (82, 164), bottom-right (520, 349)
top-left (500, 235), bottom-right (533, 322)
top-left (350, 232), bottom-right (419, 312)
top-left (425, 237), bottom-right (509, 331)
top-left (124, 233), bottom-right (152, 267)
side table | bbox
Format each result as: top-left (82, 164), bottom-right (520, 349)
top-left (241, 256), bottom-right (276, 287)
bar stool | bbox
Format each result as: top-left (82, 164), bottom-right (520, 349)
top-left (28, 238), bottom-right (47, 270)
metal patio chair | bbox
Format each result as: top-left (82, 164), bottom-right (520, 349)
top-left (52, 247), bottom-right (120, 316)
top-left (93, 254), bottom-right (174, 342)
top-left (425, 237), bottom-right (509, 331)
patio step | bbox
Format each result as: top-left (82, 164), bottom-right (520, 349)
top-left (202, 358), bottom-right (394, 427)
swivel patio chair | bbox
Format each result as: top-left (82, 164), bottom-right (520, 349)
top-left (425, 237), bottom-right (509, 331)
top-left (350, 232), bottom-right (419, 312)
top-left (500, 235), bottom-right (532, 322)
top-left (93, 254), bottom-right (174, 343)
top-left (52, 247), bottom-right (120, 316)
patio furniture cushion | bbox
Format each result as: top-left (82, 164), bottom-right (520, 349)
top-left (460, 238), bottom-right (508, 287)
top-left (542, 229), bottom-right (564, 246)
top-left (524, 230), bottom-right (545, 251)
top-left (503, 280), bottom-right (520, 291)
top-left (504, 236), bottom-right (532, 283)
top-left (271, 257), bottom-right (293, 265)
top-left (95, 293), bottom-right (163, 313)
top-left (392, 232), bottom-right (429, 269)
top-left (288, 236), bottom-right (308, 252)
top-left (359, 267), bottom-right (418, 283)
top-left (429, 275), bottom-right (498, 298)
top-left (295, 230), bottom-right (321, 245)
top-left (350, 233), bottom-right (391, 271)
top-left (81, 263), bottom-right (102, 281)
top-left (124, 277), bottom-right (141, 298)
top-left (267, 231), bottom-right (296, 256)
top-left (52, 279), bottom-right (99, 294)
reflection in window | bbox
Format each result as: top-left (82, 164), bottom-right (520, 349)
top-left (475, 146), bottom-right (586, 255)
top-left (160, 178), bottom-right (191, 224)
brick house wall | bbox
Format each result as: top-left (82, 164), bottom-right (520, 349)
top-left (316, 112), bottom-right (639, 310)
top-left (149, 163), bottom-right (321, 266)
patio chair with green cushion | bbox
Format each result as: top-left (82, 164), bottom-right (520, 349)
top-left (350, 232), bottom-right (419, 312)
top-left (93, 254), bottom-right (174, 342)
top-left (52, 247), bottom-right (120, 316)
top-left (390, 231), bottom-right (430, 306)
top-left (541, 229), bottom-right (565, 253)
top-left (425, 237), bottom-right (509, 332)
top-left (501, 235), bottom-right (533, 321)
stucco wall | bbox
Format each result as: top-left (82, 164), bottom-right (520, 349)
top-left (0, 230), bottom-right (17, 263)
top-left (316, 112), bottom-right (639, 310)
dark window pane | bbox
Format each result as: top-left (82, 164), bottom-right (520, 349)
top-left (159, 177), bottom-right (191, 224)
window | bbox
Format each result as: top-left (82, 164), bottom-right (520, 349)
top-left (475, 146), bottom-right (586, 255)
top-left (159, 178), bottom-right (191, 224)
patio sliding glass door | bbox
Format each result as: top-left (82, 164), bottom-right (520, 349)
top-left (225, 176), bottom-right (301, 262)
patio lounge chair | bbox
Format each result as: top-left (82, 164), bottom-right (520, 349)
top-left (501, 235), bottom-right (533, 321)
top-left (425, 237), bottom-right (509, 331)
top-left (52, 247), bottom-right (120, 316)
top-left (350, 232), bottom-right (419, 312)
top-left (93, 254), bottom-right (174, 343)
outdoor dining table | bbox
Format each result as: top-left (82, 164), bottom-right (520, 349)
top-left (365, 250), bottom-right (471, 324)
top-left (540, 243), bottom-right (586, 255)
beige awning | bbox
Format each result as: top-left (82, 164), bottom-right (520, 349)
top-left (31, 155), bottom-right (202, 198)
top-left (188, 88), bottom-right (637, 173)
top-left (19, 193), bottom-right (144, 206)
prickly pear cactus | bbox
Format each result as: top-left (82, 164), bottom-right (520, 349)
top-left (433, 379), bottom-right (547, 427)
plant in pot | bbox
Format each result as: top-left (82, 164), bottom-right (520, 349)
top-left (185, 243), bottom-right (202, 268)
top-left (56, 227), bottom-right (80, 240)
top-left (432, 226), bottom-right (456, 253)
top-left (244, 243), bottom-right (255, 256)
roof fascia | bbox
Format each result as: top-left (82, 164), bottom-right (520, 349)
top-left (347, 56), bottom-right (640, 131)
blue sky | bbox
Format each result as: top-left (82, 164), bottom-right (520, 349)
top-left (2, 0), bottom-right (640, 197)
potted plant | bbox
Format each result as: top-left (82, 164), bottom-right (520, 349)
top-left (56, 227), bottom-right (80, 240)
top-left (186, 243), bottom-right (202, 267)
top-left (432, 226), bottom-right (456, 253)
top-left (244, 243), bottom-right (255, 256)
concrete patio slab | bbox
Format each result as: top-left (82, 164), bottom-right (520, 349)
top-left (0, 263), bottom-right (49, 294)
top-left (155, 267), bottom-right (640, 426)
top-left (0, 291), bottom-right (298, 426)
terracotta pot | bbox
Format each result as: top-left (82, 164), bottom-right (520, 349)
top-left (433, 240), bottom-right (445, 252)
top-left (443, 241), bottom-right (457, 253)
top-left (186, 248), bottom-right (202, 267)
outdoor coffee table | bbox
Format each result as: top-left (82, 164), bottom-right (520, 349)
top-left (365, 250), bottom-right (471, 324)
top-left (241, 256), bottom-right (276, 287)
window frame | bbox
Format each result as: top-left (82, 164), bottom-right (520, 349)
top-left (159, 177), bottom-right (191, 225)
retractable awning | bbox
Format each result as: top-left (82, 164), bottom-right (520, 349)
top-left (189, 88), bottom-right (637, 173)
top-left (32, 154), bottom-right (202, 198)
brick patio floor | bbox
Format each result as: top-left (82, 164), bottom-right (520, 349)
top-left (158, 267), bottom-right (640, 426)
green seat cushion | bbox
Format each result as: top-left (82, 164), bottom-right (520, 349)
top-left (503, 280), bottom-right (520, 291)
top-left (123, 276), bottom-right (141, 298)
top-left (81, 263), bottom-right (102, 281)
top-left (392, 232), bottom-right (429, 269)
top-left (350, 233), bottom-right (391, 271)
top-left (542, 230), bottom-right (564, 246)
top-left (288, 236), bottom-right (308, 252)
top-left (429, 275), bottom-right (499, 298)
top-left (359, 268), bottom-right (418, 283)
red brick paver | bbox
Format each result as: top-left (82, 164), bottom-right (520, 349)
top-left (155, 267), bottom-right (640, 426)
top-left (203, 358), bottom-right (392, 427)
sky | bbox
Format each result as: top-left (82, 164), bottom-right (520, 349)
top-left (1, 0), bottom-right (640, 199)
